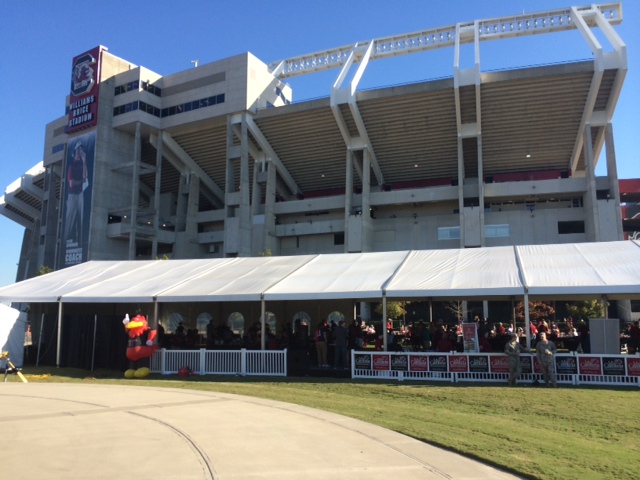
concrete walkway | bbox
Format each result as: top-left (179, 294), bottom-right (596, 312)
top-left (0, 383), bottom-right (521, 479)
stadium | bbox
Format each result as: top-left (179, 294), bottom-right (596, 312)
top-left (1, 3), bottom-right (639, 372)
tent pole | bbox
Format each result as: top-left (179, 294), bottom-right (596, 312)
top-left (524, 293), bottom-right (531, 349)
top-left (153, 301), bottom-right (159, 329)
top-left (260, 297), bottom-right (266, 350)
top-left (36, 313), bottom-right (44, 367)
top-left (428, 299), bottom-right (433, 324)
top-left (91, 314), bottom-right (97, 371)
top-left (382, 295), bottom-right (388, 351)
top-left (56, 301), bottom-right (63, 367)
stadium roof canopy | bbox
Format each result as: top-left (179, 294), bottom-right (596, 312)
top-left (1, 241), bottom-right (640, 305)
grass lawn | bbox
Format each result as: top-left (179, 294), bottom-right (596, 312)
top-left (6, 367), bottom-right (640, 480)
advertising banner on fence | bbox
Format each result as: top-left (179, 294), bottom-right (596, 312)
top-left (468, 355), bottom-right (489, 373)
top-left (372, 354), bottom-right (390, 371)
top-left (449, 355), bottom-right (468, 372)
top-left (490, 355), bottom-right (510, 373)
top-left (602, 357), bottom-right (625, 376)
top-left (627, 357), bottom-right (640, 376)
top-left (391, 354), bottom-right (409, 371)
top-left (429, 355), bottom-right (448, 372)
top-left (409, 355), bottom-right (428, 372)
top-left (579, 356), bottom-right (602, 375)
top-left (555, 355), bottom-right (578, 375)
top-left (354, 353), bottom-right (371, 370)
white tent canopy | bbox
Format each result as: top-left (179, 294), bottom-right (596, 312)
top-left (157, 255), bottom-right (316, 302)
top-left (263, 251), bottom-right (411, 301)
top-left (516, 241), bottom-right (640, 299)
top-left (384, 247), bottom-right (525, 300)
top-left (1, 241), bottom-right (640, 305)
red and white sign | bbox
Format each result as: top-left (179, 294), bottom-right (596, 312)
top-left (489, 355), bottom-right (509, 373)
top-left (626, 357), bottom-right (640, 377)
top-left (579, 357), bottom-right (602, 376)
top-left (449, 355), bottom-right (468, 373)
top-left (409, 355), bottom-right (428, 372)
top-left (372, 354), bottom-right (390, 371)
top-left (67, 46), bottom-right (105, 134)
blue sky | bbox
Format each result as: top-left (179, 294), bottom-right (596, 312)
top-left (0, 0), bottom-right (638, 287)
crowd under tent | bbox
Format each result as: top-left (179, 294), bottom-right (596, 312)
top-left (1, 240), bottom-right (640, 369)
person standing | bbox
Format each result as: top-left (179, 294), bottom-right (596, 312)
top-left (333, 320), bottom-right (348, 369)
top-left (504, 333), bottom-right (530, 386)
top-left (536, 332), bottom-right (557, 387)
top-left (314, 320), bottom-right (329, 367)
top-left (64, 141), bottom-right (88, 245)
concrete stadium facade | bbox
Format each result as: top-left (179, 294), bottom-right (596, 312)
top-left (1, 3), bottom-right (630, 293)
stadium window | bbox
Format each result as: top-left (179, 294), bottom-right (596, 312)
top-left (558, 221), bottom-right (585, 234)
top-left (438, 226), bottom-right (461, 240)
top-left (191, 100), bottom-right (200, 110)
top-left (334, 233), bottom-right (345, 245)
top-left (485, 224), bottom-right (510, 238)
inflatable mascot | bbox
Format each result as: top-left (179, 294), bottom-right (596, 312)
top-left (123, 313), bottom-right (158, 378)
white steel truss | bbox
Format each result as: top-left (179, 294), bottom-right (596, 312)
top-left (268, 3), bottom-right (622, 79)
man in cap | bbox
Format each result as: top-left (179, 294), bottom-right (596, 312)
top-left (536, 332), bottom-right (557, 387)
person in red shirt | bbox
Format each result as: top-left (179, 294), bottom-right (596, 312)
top-left (479, 332), bottom-right (493, 352)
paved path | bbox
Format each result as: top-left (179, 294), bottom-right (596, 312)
top-left (0, 383), bottom-right (521, 479)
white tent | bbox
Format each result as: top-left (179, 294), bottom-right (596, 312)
top-left (263, 251), bottom-right (411, 301)
top-left (516, 241), bottom-right (640, 300)
top-left (1, 241), bottom-right (640, 361)
top-left (0, 303), bottom-right (27, 368)
top-left (383, 246), bottom-right (524, 300)
top-left (0, 241), bottom-right (640, 305)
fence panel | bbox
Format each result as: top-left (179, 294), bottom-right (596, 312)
top-left (150, 349), bottom-right (287, 376)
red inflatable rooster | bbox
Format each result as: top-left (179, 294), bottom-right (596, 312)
top-left (123, 313), bottom-right (158, 378)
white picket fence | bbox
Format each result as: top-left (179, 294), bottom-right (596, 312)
top-left (351, 351), bottom-right (640, 387)
top-left (150, 348), bottom-right (287, 377)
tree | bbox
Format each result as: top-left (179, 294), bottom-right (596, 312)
top-left (566, 299), bottom-right (606, 320)
top-left (37, 265), bottom-right (53, 276)
top-left (375, 301), bottom-right (408, 320)
top-left (515, 301), bottom-right (555, 322)
top-left (445, 300), bottom-right (467, 324)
